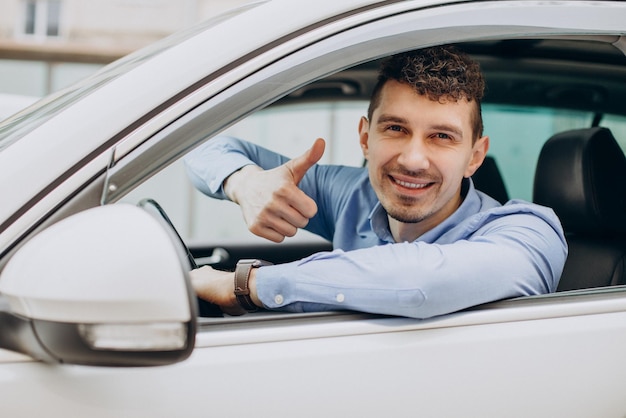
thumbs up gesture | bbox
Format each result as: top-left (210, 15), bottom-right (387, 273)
top-left (224, 138), bottom-right (326, 243)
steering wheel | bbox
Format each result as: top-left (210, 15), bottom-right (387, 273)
top-left (139, 199), bottom-right (223, 318)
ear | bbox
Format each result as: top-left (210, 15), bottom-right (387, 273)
top-left (464, 136), bottom-right (489, 178)
top-left (358, 116), bottom-right (370, 160)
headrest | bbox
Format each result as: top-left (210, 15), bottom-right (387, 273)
top-left (534, 127), bottom-right (626, 236)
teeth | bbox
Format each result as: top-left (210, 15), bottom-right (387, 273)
top-left (395, 179), bottom-right (428, 189)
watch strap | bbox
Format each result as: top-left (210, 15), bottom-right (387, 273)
top-left (234, 259), bottom-right (272, 312)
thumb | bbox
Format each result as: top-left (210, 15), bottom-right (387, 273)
top-left (286, 138), bottom-right (326, 184)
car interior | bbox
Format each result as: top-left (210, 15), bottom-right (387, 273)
top-left (473, 125), bottom-right (626, 292)
top-left (534, 127), bottom-right (626, 291)
top-left (132, 37), bottom-right (626, 309)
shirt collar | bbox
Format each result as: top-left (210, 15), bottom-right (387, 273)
top-left (369, 203), bottom-right (394, 242)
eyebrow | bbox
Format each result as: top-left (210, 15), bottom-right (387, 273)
top-left (375, 114), bottom-right (409, 125)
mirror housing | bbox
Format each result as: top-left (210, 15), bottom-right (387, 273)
top-left (0, 204), bottom-right (196, 366)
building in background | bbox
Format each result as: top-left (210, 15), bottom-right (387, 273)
top-left (0, 0), bottom-right (249, 104)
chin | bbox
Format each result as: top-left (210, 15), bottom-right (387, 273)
top-left (388, 213), bottom-right (426, 224)
top-left (384, 204), bottom-right (429, 224)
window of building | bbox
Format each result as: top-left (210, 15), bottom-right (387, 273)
top-left (21, 0), bottom-right (62, 38)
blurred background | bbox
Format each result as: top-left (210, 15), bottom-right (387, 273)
top-left (0, 0), bottom-right (251, 117)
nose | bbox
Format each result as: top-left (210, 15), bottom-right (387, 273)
top-left (396, 137), bottom-right (430, 171)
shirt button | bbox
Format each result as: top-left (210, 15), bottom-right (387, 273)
top-left (336, 293), bottom-right (345, 303)
top-left (274, 294), bottom-right (284, 304)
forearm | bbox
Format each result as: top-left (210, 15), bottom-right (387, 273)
top-left (190, 264), bottom-right (262, 315)
top-left (254, 221), bottom-right (566, 319)
top-left (184, 135), bottom-right (288, 200)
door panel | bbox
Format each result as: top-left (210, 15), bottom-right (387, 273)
top-left (190, 241), bottom-right (332, 270)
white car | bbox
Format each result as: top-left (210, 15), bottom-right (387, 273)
top-left (1, 1), bottom-right (626, 416)
top-left (0, 94), bottom-right (38, 121)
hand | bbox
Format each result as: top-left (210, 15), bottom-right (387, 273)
top-left (190, 266), bottom-right (246, 316)
top-left (224, 138), bottom-right (326, 242)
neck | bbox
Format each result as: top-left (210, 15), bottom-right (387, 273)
top-left (388, 191), bottom-right (465, 243)
top-left (389, 217), bottom-right (434, 243)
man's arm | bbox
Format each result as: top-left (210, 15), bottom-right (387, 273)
top-left (253, 210), bottom-right (567, 319)
top-left (192, 207), bottom-right (567, 319)
top-left (256, 214), bottom-right (567, 318)
top-left (184, 136), bottom-right (325, 242)
top-left (189, 264), bottom-right (263, 317)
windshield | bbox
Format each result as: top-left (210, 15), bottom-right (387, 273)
top-left (0, 1), bottom-right (266, 152)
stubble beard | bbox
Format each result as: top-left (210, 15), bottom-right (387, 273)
top-left (376, 166), bottom-right (438, 224)
top-left (381, 197), bottom-right (432, 224)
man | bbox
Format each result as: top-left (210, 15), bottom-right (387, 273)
top-left (184, 46), bottom-right (567, 319)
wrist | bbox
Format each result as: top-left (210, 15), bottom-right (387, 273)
top-left (248, 268), bottom-right (261, 308)
top-left (233, 259), bottom-right (272, 312)
top-left (224, 164), bottom-right (261, 203)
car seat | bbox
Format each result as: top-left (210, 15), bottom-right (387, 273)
top-left (533, 127), bottom-right (626, 291)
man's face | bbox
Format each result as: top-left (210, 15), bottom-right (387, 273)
top-left (360, 80), bottom-right (489, 235)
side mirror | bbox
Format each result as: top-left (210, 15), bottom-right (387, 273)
top-left (0, 204), bottom-right (196, 366)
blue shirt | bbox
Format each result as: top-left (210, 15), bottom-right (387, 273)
top-left (185, 136), bottom-right (567, 319)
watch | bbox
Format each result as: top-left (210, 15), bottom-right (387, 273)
top-left (234, 259), bottom-right (273, 312)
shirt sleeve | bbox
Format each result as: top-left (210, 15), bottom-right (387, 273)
top-left (184, 135), bottom-right (291, 199)
top-left (255, 210), bottom-right (567, 319)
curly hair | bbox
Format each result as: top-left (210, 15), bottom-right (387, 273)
top-left (367, 46), bottom-right (485, 140)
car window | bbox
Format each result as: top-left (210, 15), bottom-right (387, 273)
top-left (123, 97), bottom-right (626, 243)
top-left (123, 101), bottom-right (367, 243)
top-left (484, 105), bottom-right (626, 201)
top-left (223, 102), bottom-right (367, 167)
top-left (602, 114), bottom-right (626, 150)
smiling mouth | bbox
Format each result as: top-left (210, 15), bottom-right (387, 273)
top-left (392, 177), bottom-right (432, 190)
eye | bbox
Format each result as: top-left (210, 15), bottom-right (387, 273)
top-left (431, 132), bottom-right (460, 143)
top-left (386, 124), bottom-right (404, 132)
